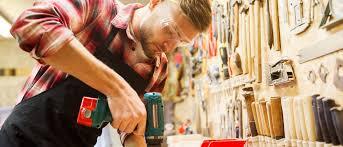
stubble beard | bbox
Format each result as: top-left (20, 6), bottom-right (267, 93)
top-left (139, 28), bottom-right (156, 59)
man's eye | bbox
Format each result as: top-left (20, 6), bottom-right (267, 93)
top-left (167, 29), bottom-right (173, 36)
top-left (164, 27), bottom-right (177, 38)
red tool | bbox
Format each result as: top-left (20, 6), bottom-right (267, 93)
top-left (201, 139), bottom-right (246, 147)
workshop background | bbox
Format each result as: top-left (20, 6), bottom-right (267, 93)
top-left (1, 0), bottom-right (343, 147)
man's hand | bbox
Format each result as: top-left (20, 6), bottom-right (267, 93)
top-left (124, 134), bottom-right (147, 147)
top-left (107, 87), bottom-right (147, 134)
top-left (43, 38), bottom-right (147, 134)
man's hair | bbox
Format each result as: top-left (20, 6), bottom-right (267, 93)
top-left (178, 0), bottom-right (212, 32)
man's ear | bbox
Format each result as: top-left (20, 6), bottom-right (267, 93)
top-left (149, 0), bottom-right (162, 9)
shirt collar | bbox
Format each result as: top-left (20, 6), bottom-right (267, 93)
top-left (111, 3), bottom-right (144, 30)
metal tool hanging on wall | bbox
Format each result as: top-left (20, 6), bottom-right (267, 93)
top-left (317, 97), bottom-right (331, 143)
top-left (207, 64), bottom-right (221, 84)
top-left (241, 87), bottom-right (258, 137)
top-left (217, 2), bottom-right (231, 79)
top-left (229, 50), bottom-right (243, 76)
top-left (331, 106), bottom-right (343, 145)
top-left (268, 58), bottom-right (296, 86)
top-left (289, 0), bottom-right (309, 34)
top-left (229, 0), bottom-right (243, 77)
top-left (312, 94), bottom-right (324, 142)
top-left (191, 48), bottom-right (203, 77)
top-left (196, 82), bottom-right (210, 137)
top-left (231, 0), bottom-right (241, 49)
top-left (323, 98), bottom-right (340, 145)
top-left (229, 88), bottom-right (243, 138)
top-left (263, 0), bottom-right (273, 48)
top-left (235, 98), bottom-right (243, 138)
top-left (333, 58), bottom-right (343, 91)
top-left (307, 69), bottom-right (317, 84)
top-left (209, 0), bottom-right (218, 57)
top-left (240, 5), bottom-right (249, 75)
top-left (319, 0), bottom-right (343, 29)
top-left (288, 0), bottom-right (312, 34)
top-left (318, 63), bottom-right (329, 83)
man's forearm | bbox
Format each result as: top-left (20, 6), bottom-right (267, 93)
top-left (42, 38), bottom-right (129, 97)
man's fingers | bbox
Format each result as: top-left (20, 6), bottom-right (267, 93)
top-left (133, 119), bottom-right (146, 136)
top-left (111, 119), bottom-right (121, 129)
top-left (124, 121), bottom-right (137, 133)
top-left (106, 90), bottom-right (147, 135)
top-left (111, 112), bottom-right (122, 129)
top-left (118, 118), bottom-right (130, 132)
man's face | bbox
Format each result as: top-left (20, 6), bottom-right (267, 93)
top-left (138, 1), bottom-right (199, 58)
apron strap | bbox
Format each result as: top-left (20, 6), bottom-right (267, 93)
top-left (93, 27), bottom-right (149, 94)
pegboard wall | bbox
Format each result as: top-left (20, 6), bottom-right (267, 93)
top-left (186, 0), bottom-right (343, 145)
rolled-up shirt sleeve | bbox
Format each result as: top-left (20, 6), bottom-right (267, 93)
top-left (10, 0), bottom-right (90, 63)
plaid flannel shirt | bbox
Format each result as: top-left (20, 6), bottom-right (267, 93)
top-left (11, 0), bottom-right (168, 102)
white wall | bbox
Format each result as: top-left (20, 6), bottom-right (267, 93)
top-left (0, 39), bottom-right (35, 107)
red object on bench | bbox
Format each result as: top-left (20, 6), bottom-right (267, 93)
top-left (201, 139), bottom-right (246, 147)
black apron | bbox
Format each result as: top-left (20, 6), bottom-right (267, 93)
top-left (0, 27), bottom-right (149, 147)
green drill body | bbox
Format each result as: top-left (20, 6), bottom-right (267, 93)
top-left (84, 92), bottom-right (164, 146)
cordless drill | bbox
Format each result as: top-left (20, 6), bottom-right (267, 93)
top-left (77, 92), bottom-right (164, 146)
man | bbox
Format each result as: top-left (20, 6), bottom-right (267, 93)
top-left (0, 0), bottom-right (211, 146)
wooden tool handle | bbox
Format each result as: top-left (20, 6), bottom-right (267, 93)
top-left (248, 5), bottom-right (255, 79)
top-left (245, 8), bottom-right (251, 78)
top-left (263, 0), bottom-right (273, 47)
top-left (287, 97), bottom-right (297, 140)
top-left (242, 87), bottom-right (258, 136)
top-left (240, 11), bottom-right (248, 74)
top-left (254, 0), bottom-right (262, 83)
top-left (281, 97), bottom-right (290, 140)
top-left (293, 97), bottom-right (303, 140)
top-left (260, 100), bottom-right (271, 136)
top-left (270, 97), bottom-right (284, 139)
top-left (266, 102), bottom-right (275, 138)
top-left (270, 0), bottom-right (281, 51)
top-left (302, 96), bottom-right (317, 142)
top-left (251, 102), bottom-right (261, 135)
top-left (298, 97), bottom-right (309, 141)
top-left (233, 2), bottom-right (239, 48)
